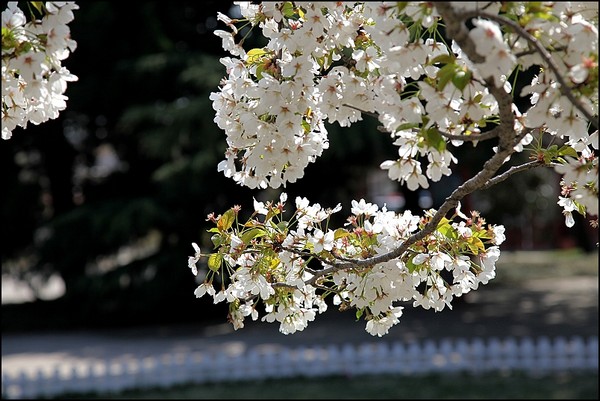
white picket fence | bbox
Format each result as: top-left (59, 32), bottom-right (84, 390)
top-left (2, 335), bottom-right (598, 399)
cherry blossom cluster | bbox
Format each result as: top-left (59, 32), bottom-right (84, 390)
top-left (197, 2), bottom-right (598, 335)
top-left (211, 2), bottom-right (597, 222)
top-left (556, 150), bottom-right (598, 227)
top-left (2, 1), bottom-right (78, 140)
top-left (189, 194), bottom-right (505, 336)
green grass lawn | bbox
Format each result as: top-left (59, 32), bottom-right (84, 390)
top-left (56, 371), bottom-right (598, 399)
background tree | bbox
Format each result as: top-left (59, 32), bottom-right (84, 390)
top-left (1, 1), bottom-right (409, 330)
top-left (2, 1), bottom-right (597, 333)
top-left (2, 1), bottom-right (247, 329)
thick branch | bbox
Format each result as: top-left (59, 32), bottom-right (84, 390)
top-left (460, 10), bottom-right (598, 129)
top-left (307, 138), bottom-right (516, 283)
top-left (435, 3), bottom-right (485, 64)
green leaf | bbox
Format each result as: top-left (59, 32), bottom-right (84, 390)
top-left (395, 122), bottom-right (420, 132)
top-left (355, 308), bottom-right (364, 321)
top-left (241, 228), bottom-right (265, 244)
top-left (276, 221), bottom-right (289, 232)
top-left (396, 2), bottom-right (408, 13)
top-left (217, 208), bottom-right (236, 232)
top-left (437, 221), bottom-right (457, 239)
top-left (471, 228), bottom-right (492, 240)
top-left (265, 207), bottom-right (281, 223)
top-left (557, 145), bottom-right (578, 158)
top-left (30, 2), bottom-right (45, 16)
top-left (281, 2), bottom-right (295, 18)
top-left (1, 27), bottom-right (15, 50)
top-left (322, 52), bottom-right (334, 70)
top-left (246, 48), bottom-right (269, 65)
top-left (437, 217), bottom-right (451, 227)
top-left (207, 253), bottom-right (223, 272)
top-left (334, 228), bottom-right (351, 240)
top-left (436, 63), bottom-right (457, 91)
top-left (423, 127), bottom-right (446, 152)
top-left (301, 120), bottom-right (310, 133)
top-left (576, 201), bottom-right (586, 216)
top-left (256, 64), bottom-right (264, 80)
top-left (467, 236), bottom-right (485, 254)
top-left (211, 233), bottom-right (224, 248)
top-left (405, 256), bottom-right (418, 273)
top-left (452, 69), bottom-right (472, 91)
top-left (428, 54), bottom-right (455, 66)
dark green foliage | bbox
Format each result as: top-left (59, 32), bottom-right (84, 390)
top-left (2, 1), bottom-right (243, 330)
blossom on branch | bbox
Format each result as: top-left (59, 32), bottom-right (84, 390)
top-left (1, 2), bottom-right (79, 140)
top-left (189, 1), bottom-right (599, 336)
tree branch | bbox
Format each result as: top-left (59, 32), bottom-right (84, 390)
top-left (287, 2), bottom-right (590, 288)
top-left (480, 160), bottom-right (546, 190)
top-left (301, 3), bottom-right (521, 284)
top-left (354, 104), bottom-right (501, 144)
top-left (515, 46), bottom-right (567, 58)
top-left (460, 10), bottom-right (599, 129)
top-left (437, 127), bottom-right (499, 142)
top-left (378, 121), bottom-right (504, 143)
top-left (342, 103), bottom-right (380, 119)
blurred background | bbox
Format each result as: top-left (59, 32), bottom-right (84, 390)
top-left (1, 1), bottom-right (598, 334)
top-left (2, 2), bottom-right (598, 399)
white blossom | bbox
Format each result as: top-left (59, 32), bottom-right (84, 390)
top-left (2, 2), bottom-right (79, 139)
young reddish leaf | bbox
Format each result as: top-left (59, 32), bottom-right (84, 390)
top-left (217, 208), bottom-right (236, 232)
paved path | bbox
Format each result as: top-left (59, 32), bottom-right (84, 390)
top-left (2, 275), bottom-right (597, 379)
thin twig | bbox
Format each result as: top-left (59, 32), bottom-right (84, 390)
top-left (481, 160), bottom-right (546, 190)
top-left (438, 128), bottom-right (499, 142)
top-left (342, 103), bottom-right (379, 119)
top-left (515, 46), bottom-right (567, 58)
